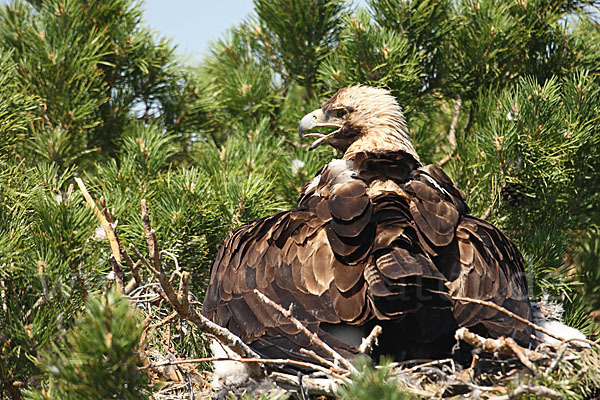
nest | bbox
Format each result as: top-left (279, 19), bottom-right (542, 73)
top-left (77, 179), bottom-right (600, 400)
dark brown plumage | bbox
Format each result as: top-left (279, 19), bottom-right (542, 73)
top-left (202, 86), bottom-right (533, 363)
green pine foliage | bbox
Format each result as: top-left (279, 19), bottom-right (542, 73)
top-left (1, 0), bottom-right (600, 397)
top-left (338, 357), bottom-right (416, 400)
top-left (24, 290), bottom-right (150, 400)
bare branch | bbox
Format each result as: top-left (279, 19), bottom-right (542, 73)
top-left (141, 200), bottom-right (163, 277)
top-left (75, 178), bottom-right (124, 293)
top-left (359, 325), bottom-right (382, 354)
top-left (404, 358), bottom-right (455, 373)
top-left (547, 344), bottom-right (568, 374)
top-left (138, 200), bottom-right (261, 362)
top-left (489, 385), bottom-right (562, 400)
top-left (455, 296), bottom-right (600, 351)
top-left (438, 98), bottom-right (462, 168)
top-left (455, 327), bottom-right (543, 371)
top-left (140, 356), bottom-right (346, 381)
top-left (453, 295), bottom-right (564, 344)
top-left (254, 289), bottom-right (356, 373)
top-left (129, 243), bottom-right (158, 275)
top-left (558, 336), bottom-right (600, 350)
top-left (299, 348), bottom-right (338, 370)
top-left (270, 371), bottom-right (342, 396)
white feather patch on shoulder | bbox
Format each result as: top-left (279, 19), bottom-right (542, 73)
top-left (209, 340), bottom-right (254, 390)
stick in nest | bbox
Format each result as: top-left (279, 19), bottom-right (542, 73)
top-left (359, 325), bottom-right (382, 354)
top-left (253, 289), bottom-right (356, 373)
top-left (489, 384), bottom-right (561, 400)
top-left (452, 295), bottom-right (600, 351)
top-left (455, 327), bottom-right (544, 371)
top-left (270, 371), bottom-right (342, 396)
top-left (140, 356), bottom-right (348, 381)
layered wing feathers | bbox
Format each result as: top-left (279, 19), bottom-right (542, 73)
top-left (202, 150), bottom-right (533, 361)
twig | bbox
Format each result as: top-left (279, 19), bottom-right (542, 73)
top-left (129, 243), bottom-right (157, 274)
top-left (270, 371), bottom-right (342, 396)
top-left (140, 356), bottom-right (347, 380)
top-left (75, 178), bottom-right (124, 293)
top-left (124, 260), bottom-right (142, 294)
top-left (141, 201), bottom-right (163, 279)
top-left (151, 311), bottom-right (179, 330)
top-left (452, 295), bottom-right (567, 344)
top-left (404, 358), bottom-right (455, 373)
top-left (128, 292), bottom-right (160, 303)
top-left (455, 327), bottom-right (543, 371)
top-left (254, 289), bottom-right (356, 373)
top-left (558, 336), bottom-right (600, 351)
top-left (138, 200), bottom-right (261, 362)
top-left (438, 98), bottom-right (462, 168)
top-left (489, 385), bottom-right (561, 400)
top-left (139, 316), bottom-right (153, 369)
top-left (299, 348), bottom-right (339, 370)
top-left (481, 181), bottom-right (506, 221)
top-left (359, 325), bottom-right (382, 354)
top-left (546, 344), bottom-right (568, 374)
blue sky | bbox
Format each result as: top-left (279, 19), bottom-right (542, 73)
top-left (143, 1), bottom-right (367, 64)
top-left (142, 0), bottom-right (256, 63)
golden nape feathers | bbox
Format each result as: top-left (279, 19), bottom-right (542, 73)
top-left (202, 86), bottom-right (533, 364)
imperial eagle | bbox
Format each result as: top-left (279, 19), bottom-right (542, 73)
top-left (202, 86), bottom-right (533, 362)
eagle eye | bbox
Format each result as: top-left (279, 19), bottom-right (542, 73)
top-left (336, 108), bottom-right (348, 118)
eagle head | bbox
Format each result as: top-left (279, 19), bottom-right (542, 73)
top-left (298, 86), bottom-right (417, 159)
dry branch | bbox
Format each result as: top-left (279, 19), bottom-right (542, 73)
top-left (254, 289), bottom-right (356, 373)
top-left (438, 98), bottom-right (462, 168)
top-left (299, 348), bottom-right (338, 370)
top-left (454, 296), bottom-right (600, 351)
top-left (138, 199), bottom-right (261, 362)
top-left (455, 327), bottom-right (544, 371)
top-left (270, 371), bottom-right (342, 396)
top-left (490, 385), bottom-right (562, 399)
top-left (76, 179), bottom-right (142, 294)
top-left (75, 178), bottom-right (124, 292)
top-left (141, 356), bottom-right (347, 381)
top-left (453, 296), bottom-right (563, 343)
top-left (547, 344), bottom-right (568, 374)
top-left (403, 358), bottom-right (455, 373)
top-left (359, 325), bottom-right (382, 354)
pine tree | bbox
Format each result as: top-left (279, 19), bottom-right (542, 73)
top-left (2, 0), bottom-right (600, 398)
top-left (24, 290), bottom-right (150, 400)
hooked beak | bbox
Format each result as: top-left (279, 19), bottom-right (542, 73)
top-left (298, 109), bottom-right (342, 150)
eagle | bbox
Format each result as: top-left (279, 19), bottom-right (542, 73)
top-left (202, 86), bottom-right (533, 364)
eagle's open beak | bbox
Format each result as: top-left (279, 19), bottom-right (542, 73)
top-left (298, 109), bottom-right (342, 150)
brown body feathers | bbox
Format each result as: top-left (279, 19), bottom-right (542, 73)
top-left (202, 86), bottom-right (533, 363)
